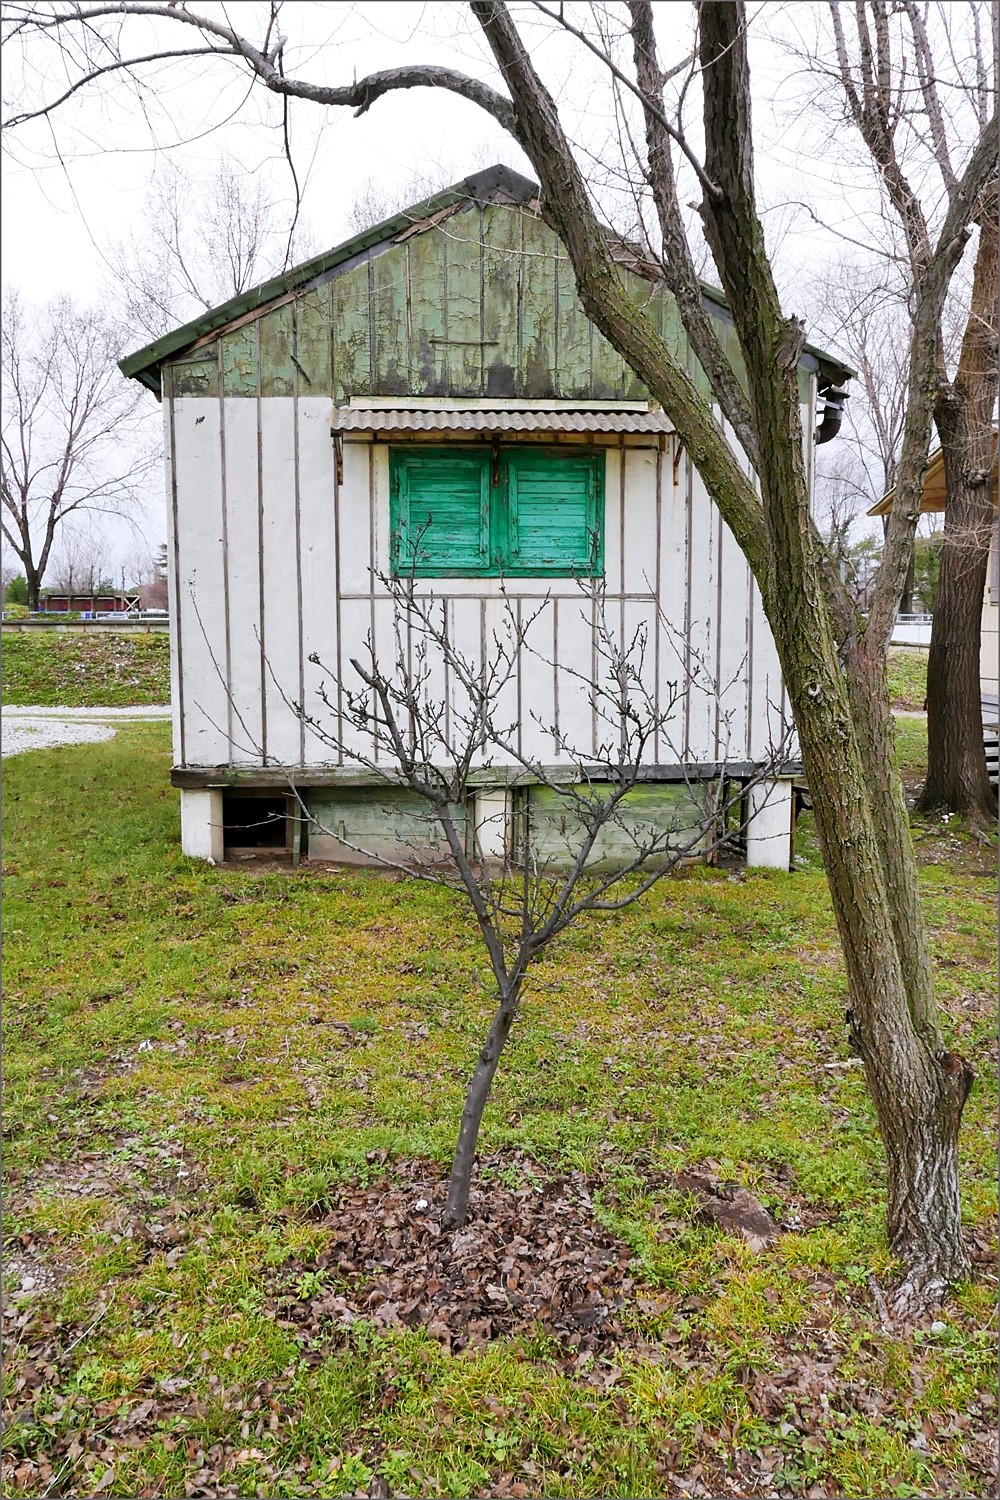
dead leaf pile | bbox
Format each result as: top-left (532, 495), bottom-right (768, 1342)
top-left (3, 1152), bottom-right (996, 1499)
top-left (272, 1153), bottom-right (637, 1354)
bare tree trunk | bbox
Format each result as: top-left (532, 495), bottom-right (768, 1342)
top-left (693, 4), bottom-right (973, 1305)
top-left (444, 983), bottom-right (521, 1227)
top-left (918, 194), bottom-right (999, 823)
top-left (900, 554), bottom-right (915, 615)
top-left (791, 649), bottom-right (973, 1302)
top-left (24, 564), bottom-right (42, 613)
top-left (919, 453), bottom-right (997, 820)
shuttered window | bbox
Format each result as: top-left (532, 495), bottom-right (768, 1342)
top-left (389, 447), bottom-right (604, 578)
top-left (390, 449), bottom-right (490, 576)
top-left (504, 450), bottom-right (602, 574)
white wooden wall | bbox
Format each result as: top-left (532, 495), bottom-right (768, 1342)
top-left (167, 396), bottom-right (791, 772)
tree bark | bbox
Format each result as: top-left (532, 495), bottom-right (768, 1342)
top-left (789, 642), bottom-right (973, 1301)
top-left (444, 983), bottom-right (521, 1227)
top-left (695, 3), bottom-right (973, 1300)
top-left (25, 565), bottom-right (41, 613)
top-left (918, 196), bottom-right (999, 823)
top-left (900, 554), bottom-right (915, 615)
top-left (467, 0), bottom-right (980, 1302)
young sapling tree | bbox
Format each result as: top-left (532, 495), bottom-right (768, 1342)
top-left (288, 570), bottom-right (793, 1227)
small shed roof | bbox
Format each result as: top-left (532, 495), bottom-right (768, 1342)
top-left (120, 165), bottom-right (853, 398)
top-left (868, 438), bottom-right (999, 515)
top-left (330, 403), bottom-right (675, 435)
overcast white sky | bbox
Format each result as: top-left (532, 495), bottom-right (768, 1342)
top-left (3, 4), bottom-right (525, 305)
top-left (0, 2), bottom-right (986, 573)
top-left (2, 2), bottom-right (894, 312)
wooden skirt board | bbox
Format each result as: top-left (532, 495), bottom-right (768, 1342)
top-left (302, 781), bottom-right (710, 869)
top-left (307, 786), bottom-right (469, 865)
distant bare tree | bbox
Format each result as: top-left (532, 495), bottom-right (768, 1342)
top-left (918, 179), bottom-right (998, 820)
top-left (814, 1), bottom-right (999, 821)
top-left (816, 264), bottom-right (910, 501)
top-left (346, 143), bottom-right (529, 235)
top-left (1, 291), bottom-right (156, 611)
top-left (118, 541), bottom-right (156, 589)
top-left (347, 170), bottom-right (456, 236)
top-left (47, 523), bottom-right (114, 596)
top-left (106, 157), bottom-right (316, 344)
top-left (812, 449), bottom-right (881, 606)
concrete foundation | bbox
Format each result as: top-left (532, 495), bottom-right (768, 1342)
top-left (180, 787), bottom-right (224, 862)
top-left (474, 788), bottom-right (512, 860)
top-left (745, 779), bottom-right (793, 871)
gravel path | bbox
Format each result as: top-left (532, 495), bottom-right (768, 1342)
top-left (2, 705), bottom-right (170, 758)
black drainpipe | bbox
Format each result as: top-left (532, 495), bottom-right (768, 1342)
top-left (816, 381), bottom-right (849, 444)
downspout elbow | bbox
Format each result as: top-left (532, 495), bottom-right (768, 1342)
top-left (816, 384), bottom-right (849, 444)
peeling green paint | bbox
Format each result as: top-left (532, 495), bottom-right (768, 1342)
top-left (169, 356), bottom-right (220, 398)
top-left (307, 786), bottom-right (469, 864)
top-left (482, 205), bottom-right (522, 396)
top-left (259, 302), bottom-right (294, 397)
top-left (163, 199), bottom-right (842, 409)
top-left (523, 782), bottom-right (710, 871)
top-left (294, 285), bottom-right (332, 393)
top-left (220, 325), bottom-right (258, 397)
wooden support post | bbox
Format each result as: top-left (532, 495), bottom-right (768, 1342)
top-left (180, 787), bottom-right (224, 863)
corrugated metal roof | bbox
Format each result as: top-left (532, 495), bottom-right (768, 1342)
top-left (330, 406), bottom-right (675, 434)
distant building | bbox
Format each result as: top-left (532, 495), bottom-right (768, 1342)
top-left (38, 591), bottom-right (139, 615)
top-left (870, 441), bottom-right (999, 693)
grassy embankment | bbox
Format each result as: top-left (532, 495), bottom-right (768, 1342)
top-left (2, 710), bottom-right (995, 1499)
top-left (886, 648), bottom-right (929, 712)
top-left (1, 631), bottom-right (170, 707)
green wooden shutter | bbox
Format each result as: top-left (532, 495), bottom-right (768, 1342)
top-left (504, 450), bottom-right (604, 575)
top-left (390, 449), bottom-right (491, 576)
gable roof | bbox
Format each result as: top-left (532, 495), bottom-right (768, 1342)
top-left (120, 164), bottom-right (852, 397)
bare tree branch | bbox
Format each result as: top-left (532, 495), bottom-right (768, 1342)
top-left (1, 3), bottom-right (518, 134)
top-left (1, 290), bottom-right (158, 609)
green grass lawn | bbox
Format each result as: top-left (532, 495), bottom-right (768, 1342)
top-left (1, 631), bottom-right (170, 706)
top-left (887, 649), bottom-right (928, 712)
top-left (2, 723), bottom-right (996, 1499)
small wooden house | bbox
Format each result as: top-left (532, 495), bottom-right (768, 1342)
top-left (38, 590), bottom-right (137, 616)
top-left (870, 441), bottom-right (999, 695)
top-left (121, 167), bottom-right (852, 871)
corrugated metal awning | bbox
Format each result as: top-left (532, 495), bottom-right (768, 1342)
top-left (330, 404), bottom-right (674, 435)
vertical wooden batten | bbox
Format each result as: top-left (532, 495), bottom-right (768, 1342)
top-left (165, 371), bottom-right (186, 767)
top-left (292, 304), bottom-right (306, 766)
top-left (217, 341), bottom-right (233, 759)
top-left (253, 322), bottom-right (267, 760)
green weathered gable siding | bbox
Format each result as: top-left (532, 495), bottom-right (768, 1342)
top-left (162, 200), bottom-right (809, 404)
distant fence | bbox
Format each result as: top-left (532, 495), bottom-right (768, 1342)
top-left (1, 614), bottom-right (170, 633)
